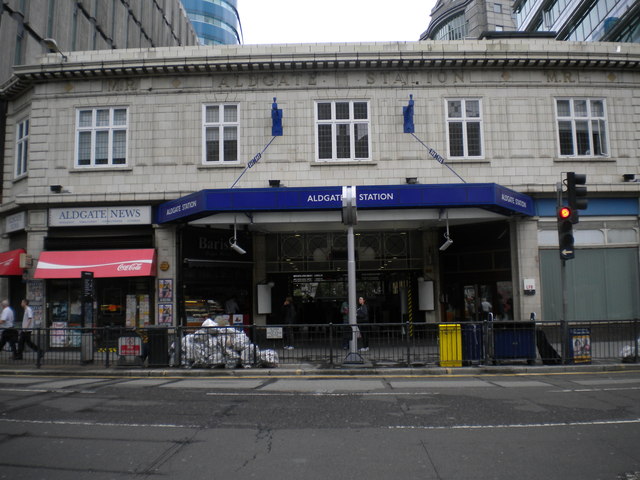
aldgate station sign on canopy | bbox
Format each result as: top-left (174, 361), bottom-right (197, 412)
top-left (156, 183), bottom-right (535, 224)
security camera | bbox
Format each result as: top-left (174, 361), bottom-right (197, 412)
top-left (229, 241), bottom-right (246, 255)
top-left (439, 237), bottom-right (453, 251)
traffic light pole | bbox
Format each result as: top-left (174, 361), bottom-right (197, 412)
top-left (561, 257), bottom-right (569, 364)
top-left (557, 182), bottom-right (569, 364)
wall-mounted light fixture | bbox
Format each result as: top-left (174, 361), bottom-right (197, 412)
top-left (43, 38), bottom-right (68, 61)
top-left (50, 185), bottom-right (63, 193)
top-left (229, 221), bottom-right (246, 254)
top-left (406, 177), bottom-right (418, 184)
top-left (269, 179), bottom-right (281, 187)
top-left (439, 209), bottom-right (454, 251)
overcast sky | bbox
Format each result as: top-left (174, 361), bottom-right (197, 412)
top-left (239, 0), bottom-right (437, 45)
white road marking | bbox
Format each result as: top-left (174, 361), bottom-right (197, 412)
top-left (0, 418), bottom-right (198, 429)
top-left (389, 418), bottom-right (640, 430)
top-left (205, 391), bottom-right (438, 396)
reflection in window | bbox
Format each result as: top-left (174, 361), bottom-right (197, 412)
top-left (75, 107), bottom-right (128, 167)
top-left (446, 99), bottom-right (483, 158)
top-left (556, 99), bottom-right (608, 157)
top-left (315, 101), bottom-right (370, 161)
top-left (203, 104), bottom-right (239, 163)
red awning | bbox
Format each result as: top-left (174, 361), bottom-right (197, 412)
top-left (34, 249), bottom-right (156, 279)
top-left (0, 249), bottom-right (25, 276)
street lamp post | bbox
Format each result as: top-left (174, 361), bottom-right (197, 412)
top-left (342, 186), bottom-right (363, 364)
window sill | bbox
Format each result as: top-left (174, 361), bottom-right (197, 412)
top-left (446, 157), bottom-right (488, 164)
top-left (312, 160), bottom-right (377, 166)
top-left (554, 156), bottom-right (615, 163)
top-left (198, 163), bottom-right (245, 169)
top-left (70, 166), bottom-right (132, 172)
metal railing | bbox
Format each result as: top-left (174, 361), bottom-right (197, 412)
top-left (0, 320), bottom-right (638, 369)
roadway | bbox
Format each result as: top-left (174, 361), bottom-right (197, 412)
top-left (1, 369), bottom-right (639, 479)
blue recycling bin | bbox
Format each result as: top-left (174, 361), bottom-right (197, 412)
top-left (462, 323), bottom-right (484, 365)
top-left (492, 321), bottom-right (536, 364)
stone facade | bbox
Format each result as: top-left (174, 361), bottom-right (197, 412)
top-left (1, 40), bottom-right (639, 328)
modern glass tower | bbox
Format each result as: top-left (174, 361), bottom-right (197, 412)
top-left (421, 0), bottom-right (639, 43)
top-left (181, 0), bottom-right (242, 45)
top-left (514, 0), bottom-right (639, 42)
top-left (420, 0), bottom-right (516, 40)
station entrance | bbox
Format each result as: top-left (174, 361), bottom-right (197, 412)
top-left (264, 230), bottom-right (423, 325)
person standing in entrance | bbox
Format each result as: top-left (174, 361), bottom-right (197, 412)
top-left (481, 298), bottom-right (493, 321)
top-left (17, 299), bottom-right (43, 360)
top-left (282, 297), bottom-right (296, 350)
top-left (0, 300), bottom-right (19, 359)
top-left (356, 296), bottom-right (370, 352)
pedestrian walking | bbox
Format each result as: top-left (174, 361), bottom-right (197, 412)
top-left (17, 299), bottom-right (44, 360)
top-left (356, 296), bottom-right (370, 352)
top-left (0, 300), bottom-right (19, 359)
top-left (282, 297), bottom-right (296, 350)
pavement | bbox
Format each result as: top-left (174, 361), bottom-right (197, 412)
top-left (1, 360), bottom-right (639, 377)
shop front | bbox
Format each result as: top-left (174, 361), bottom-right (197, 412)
top-left (33, 248), bottom-right (157, 348)
top-left (179, 225), bottom-right (253, 328)
top-left (439, 222), bottom-right (514, 323)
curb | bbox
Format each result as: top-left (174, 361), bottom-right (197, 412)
top-left (1, 362), bottom-right (639, 378)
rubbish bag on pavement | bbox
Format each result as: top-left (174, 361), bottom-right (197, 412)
top-left (175, 318), bottom-right (278, 369)
top-left (620, 337), bottom-right (640, 363)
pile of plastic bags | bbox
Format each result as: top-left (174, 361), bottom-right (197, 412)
top-left (620, 337), bottom-right (640, 363)
top-left (175, 318), bottom-right (278, 368)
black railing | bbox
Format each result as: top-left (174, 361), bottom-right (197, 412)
top-left (0, 320), bottom-right (638, 369)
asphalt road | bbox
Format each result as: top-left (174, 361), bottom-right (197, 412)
top-left (1, 370), bottom-right (640, 479)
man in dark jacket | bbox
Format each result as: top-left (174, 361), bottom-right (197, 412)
top-left (282, 297), bottom-right (296, 350)
top-left (356, 296), bottom-right (369, 352)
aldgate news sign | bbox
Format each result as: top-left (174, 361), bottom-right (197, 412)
top-left (49, 206), bottom-right (152, 227)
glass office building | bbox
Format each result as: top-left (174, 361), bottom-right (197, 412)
top-left (515, 0), bottom-right (639, 42)
top-left (181, 0), bottom-right (242, 45)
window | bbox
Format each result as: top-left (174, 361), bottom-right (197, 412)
top-left (203, 104), bottom-right (239, 163)
top-left (15, 118), bottom-right (29, 177)
top-left (315, 101), bottom-right (370, 161)
top-left (556, 99), bottom-right (608, 157)
top-left (433, 13), bottom-right (468, 40)
top-left (446, 99), bottom-right (483, 158)
top-left (76, 107), bottom-right (128, 167)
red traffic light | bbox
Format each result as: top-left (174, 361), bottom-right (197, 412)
top-left (558, 206), bottom-right (572, 219)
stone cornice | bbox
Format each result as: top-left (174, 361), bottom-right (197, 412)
top-left (2, 40), bottom-right (639, 99)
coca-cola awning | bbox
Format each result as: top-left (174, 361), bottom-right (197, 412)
top-left (0, 249), bottom-right (25, 276)
top-left (33, 249), bottom-right (156, 279)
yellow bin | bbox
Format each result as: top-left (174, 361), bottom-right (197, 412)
top-left (439, 323), bottom-right (462, 367)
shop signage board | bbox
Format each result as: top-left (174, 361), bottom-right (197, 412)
top-left (156, 183), bottom-right (534, 224)
top-left (118, 335), bottom-right (142, 356)
top-left (34, 249), bottom-right (156, 279)
top-left (0, 249), bottom-right (26, 276)
top-left (49, 206), bottom-right (152, 227)
top-left (5, 211), bottom-right (26, 233)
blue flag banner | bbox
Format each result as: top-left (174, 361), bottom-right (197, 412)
top-left (403, 94), bottom-right (414, 134)
top-left (271, 97), bottom-right (283, 136)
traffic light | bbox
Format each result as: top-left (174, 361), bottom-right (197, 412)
top-left (566, 172), bottom-right (587, 223)
top-left (557, 206), bottom-right (575, 260)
